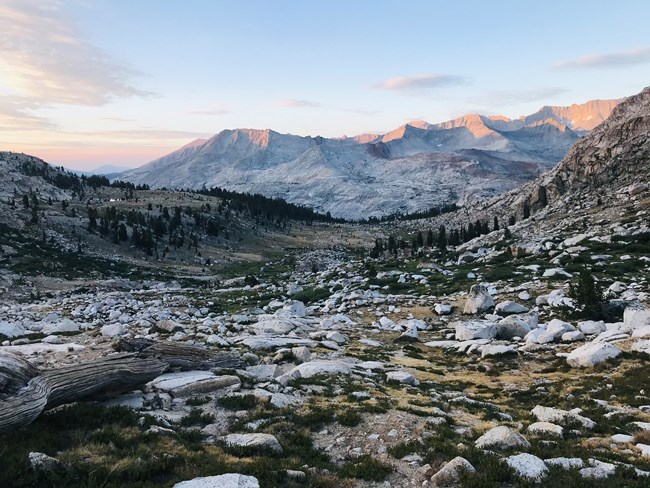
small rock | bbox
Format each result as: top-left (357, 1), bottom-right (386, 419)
top-left (28, 452), bottom-right (61, 471)
top-left (527, 422), bottom-right (563, 438)
top-left (495, 301), bottom-right (529, 315)
top-left (474, 426), bottom-right (530, 450)
top-left (430, 456), bottom-right (476, 487)
top-left (463, 284), bottom-right (495, 315)
top-left (387, 371), bottom-right (419, 386)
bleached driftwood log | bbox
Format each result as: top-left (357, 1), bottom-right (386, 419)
top-left (0, 340), bottom-right (242, 433)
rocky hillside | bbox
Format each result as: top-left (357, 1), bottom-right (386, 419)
top-left (429, 87), bottom-right (649, 233)
top-left (118, 99), bottom-right (620, 220)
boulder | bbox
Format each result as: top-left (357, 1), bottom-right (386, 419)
top-left (578, 320), bottom-right (606, 335)
top-left (430, 456), bottom-right (475, 487)
top-left (497, 312), bottom-right (537, 340)
top-left (544, 457), bottom-right (584, 469)
top-left (527, 422), bottom-right (563, 437)
top-left (386, 371), bottom-right (419, 386)
top-left (579, 459), bottom-right (616, 479)
top-left (173, 474), bottom-right (260, 488)
top-left (282, 301), bottom-right (306, 318)
top-left (325, 331), bottom-right (347, 344)
top-left (474, 426), bottom-right (530, 450)
top-left (282, 360), bottom-right (352, 382)
top-left (480, 344), bottom-right (517, 358)
top-left (566, 342), bottom-right (621, 368)
top-left (155, 320), bottom-right (184, 334)
top-left (291, 346), bottom-right (311, 363)
top-left (28, 452), bottom-right (62, 471)
top-left (463, 284), bottom-right (495, 314)
top-left (101, 323), bottom-right (125, 337)
top-left (624, 305), bottom-right (650, 329)
top-left (505, 453), bottom-right (548, 480)
top-left (561, 331), bottom-right (585, 342)
top-left (632, 325), bottom-right (650, 339)
top-left (0, 321), bottom-right (26, 339)
top-left (222, 433), bottom-right (283, 454)
top-left (531, 406), bottom-right (595, 429)
top-left (287, 283), bottom-right (303, 296)
top-left (434, 304), bottom-right (452, 315)
top-left (455, 320), bottom-right (497, 341)
top-left (398, 323), bottom-right (419, 341)
top-left (147, 371), bottom-right (240, 397)
top-left (42, 318), bottom-right (79, 335)
top-left (495, 301), bottom-right (529, 315)
top-left (542, 268), bottom-right (572, 278)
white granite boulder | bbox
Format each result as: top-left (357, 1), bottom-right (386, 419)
top-left (463, 284), bottom-right (495, 315)
top-left (455, 320), bottom-right (497, 341)
top-left (474, 426), bottom-right (530, 450)
top-left (505, 453), bottom-right (548, 480)
top-left (173, 474), bottom-right (260, 488)
top-left (566, 342), bottom-right (621, 368)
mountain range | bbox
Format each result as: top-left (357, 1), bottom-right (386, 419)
top-left (119, 99), bottom-right (620, 220)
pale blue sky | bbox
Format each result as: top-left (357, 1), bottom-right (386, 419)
top-left (1, 0), bottom-right (649, 169)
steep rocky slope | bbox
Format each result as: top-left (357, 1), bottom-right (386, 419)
top-left (119, 99), bottom-right (620, 220)
top-left (439, 87), bottom-right (649, 231)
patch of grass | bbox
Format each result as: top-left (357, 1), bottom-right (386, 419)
top-left (337, 410), bottom-right (362, 427)
top-left (339, 455), bottom-right (393, 481)
top-left (179, 409), bottom-right (214, 426)
top-left (185, 396), bottom-right (210, 406)
top-left (387, 440), bottom-right (423, 458)
top-left (217, 394), bottom-right (258, 410)
top-left (290, 287), bottom-right (331, 304)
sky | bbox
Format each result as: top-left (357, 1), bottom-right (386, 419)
top-left (0, 0), bottom-right (649, 170)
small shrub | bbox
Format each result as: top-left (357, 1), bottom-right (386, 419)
top-left (186, 396), bottom-right (210, 406)
top-left (179, 409), bottom-right (214, 426)
top-left (337, 410), bottom-right (362, 427)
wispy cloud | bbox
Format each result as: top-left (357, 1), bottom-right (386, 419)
top-left (0, 1), bottom-right (152, 106)
top-left (471, 87), bottom-right (569, 106)
top-left (0, 96), bottom-right (56, 131)
top-left (276, 98), bottom-right (320, 108)
top-left (101, 117), bottom-right (136, 123)
top-left (189, 108), bottom-right (231, 116)
top-left (373, 73), bottom-right (466, 93)
top-left (338, 107), bottom-right (379, 116)
top-left (75, 129), bottom-right (213, 141)
top-left (553, 47), bottom-right (650, 70)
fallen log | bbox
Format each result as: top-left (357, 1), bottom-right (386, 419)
top-left (114, 337), bottom-right (243, 370)
top-left (0, 340), bottom-right (242, 433)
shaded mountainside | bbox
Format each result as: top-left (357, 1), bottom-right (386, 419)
top-left (435, 86), bottom-right (649, 233)
top-left (119, 99), bottom-right (620, 220)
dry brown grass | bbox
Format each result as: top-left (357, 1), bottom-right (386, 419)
top-left (635, 429), bottom-right (650, 444)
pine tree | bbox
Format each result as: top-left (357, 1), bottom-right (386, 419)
top-left (437, 225), bottom-right (447, 253)
top-left (568, 268), bottom-right (604, 319)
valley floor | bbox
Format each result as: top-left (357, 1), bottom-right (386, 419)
top-left (2, 190), bottom-right (650, 488)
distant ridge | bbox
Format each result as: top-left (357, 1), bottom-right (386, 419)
top-left (118, 97), bottom-right (621, 219)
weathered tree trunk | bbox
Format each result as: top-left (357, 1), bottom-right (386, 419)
top-left (114, 338), bottom-right (243, 370)
top-left (0, 340), bottom-right (242, 433)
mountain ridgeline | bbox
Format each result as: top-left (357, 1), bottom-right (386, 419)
top-left (118, 99), bottom-right (621, 220)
